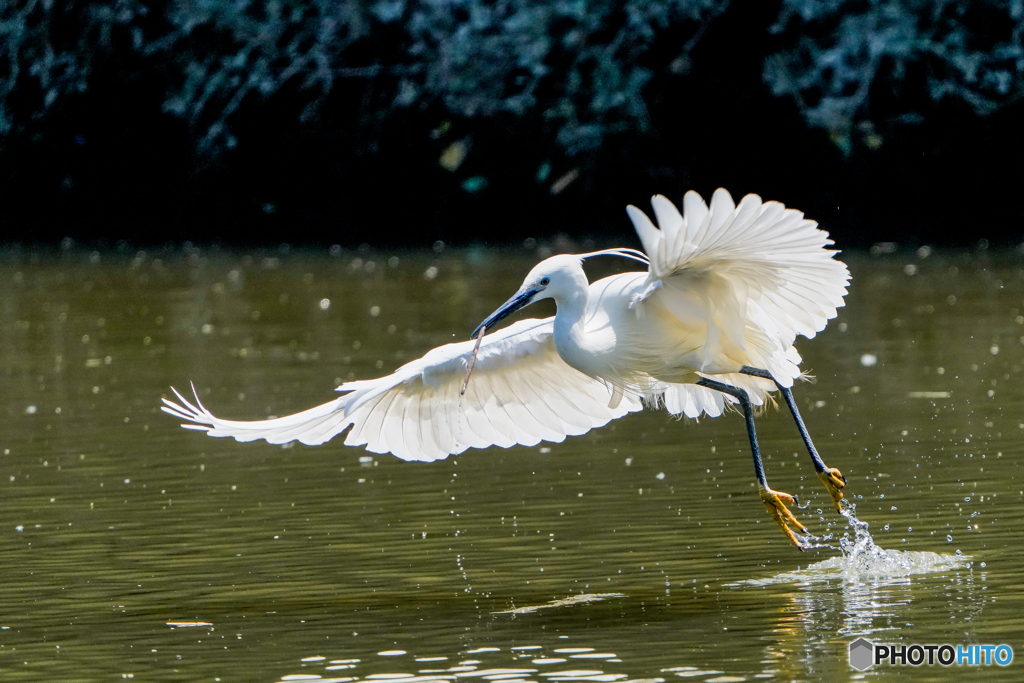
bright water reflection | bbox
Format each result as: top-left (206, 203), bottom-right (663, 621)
top-left (271, 640), bottom-right (735, 683)
top-left (1, 246), bottom-right (1022, 681)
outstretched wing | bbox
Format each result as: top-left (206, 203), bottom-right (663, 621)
top-left (162, 318), bottom-right (642, 462)
top-left (626, 188), bottom-right (849, 386)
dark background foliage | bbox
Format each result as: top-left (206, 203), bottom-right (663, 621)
top-left (1, 0), bottom-right (1022, 249)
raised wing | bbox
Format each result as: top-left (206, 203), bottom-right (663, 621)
top-left (162, 318), bottom-right (642, 462)
top-left (626, 188), bottom-right (849, 386)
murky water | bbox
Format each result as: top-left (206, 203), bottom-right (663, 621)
top-left (1, 245), bottom-right (1022, 681)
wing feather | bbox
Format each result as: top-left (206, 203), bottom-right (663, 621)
top-left (513, 366), bottom-right (580, 439)
top-left (460, 380), bottom-right (502, 447)
top-left (623, 188), bottom-right (848, 409)
top-left (528, 370), bottom-right (597, 432)
top-left (472, 373), bottom-right (519, 446)
top-left (426, 384), bottom-right (449, 456)
top-left (402, 392), bottom-right (424, 460)
top-left (488, 373), bottom-right (544, 446)
top-left (626, 189), bottom-right (849, 379)
top-left (379, 392), bottom-right (409, 457)
top-left (371, 388), bottom-right (404, 454)
top-left (493, 374), bottom-right (557, 444)
top-left (651, 194), bottom-right (684, 249)
top-left (162, 318), bottom-right (641, 461)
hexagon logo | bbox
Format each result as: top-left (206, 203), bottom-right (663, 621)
top-left (849, 638), bottom-right (874, 671)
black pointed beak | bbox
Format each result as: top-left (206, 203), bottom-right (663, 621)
top-left (471, 288), bottom-right (539, 339)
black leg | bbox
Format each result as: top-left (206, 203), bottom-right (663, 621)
top-left (697, 377), bottom-right (769, 490)
top-left (739, 365), bottom-right (847, 508)
top-left (739, 366), bottom-right (830, 474)
top-left (697, 376), bottom-right (808, 548)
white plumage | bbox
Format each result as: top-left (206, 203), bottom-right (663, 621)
top-left (166, 318), bottom-right (643, 462)
top-left (164, 188), bottom-right (848, 462)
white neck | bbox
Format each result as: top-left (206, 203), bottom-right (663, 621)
top-left (551, 282), bottom-right (594, 376)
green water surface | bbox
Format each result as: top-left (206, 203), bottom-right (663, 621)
top-left (1, 246), bottom-right (1021, 682)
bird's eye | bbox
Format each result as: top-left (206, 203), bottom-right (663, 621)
top-left (539, 277), bottom-right (550, 286)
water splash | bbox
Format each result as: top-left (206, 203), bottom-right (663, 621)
top-left (826, 500), bottom-right (966, 579)
top-left (737, 500), bottom-right (969, 587)
top-left (839, 497), bottom-right (876, 556)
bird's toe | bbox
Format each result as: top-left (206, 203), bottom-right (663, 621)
top-left (818, 466), bottom-right (846, 511)
top-left (759, 486), bottom-right (808, 549)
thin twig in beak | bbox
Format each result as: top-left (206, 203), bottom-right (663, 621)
top-left (461, 325), bottom-right (485, 396)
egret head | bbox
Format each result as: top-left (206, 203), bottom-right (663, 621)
top-left (471, 254), bottom-right (585, 338)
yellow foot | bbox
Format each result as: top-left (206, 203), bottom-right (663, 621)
top-left (759, 486), bottom-right (808, 550)
top-left (817, 466), bottom-right (847, 511)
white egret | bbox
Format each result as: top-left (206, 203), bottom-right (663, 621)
top-left (163, 188), bottom-right (850, 548)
